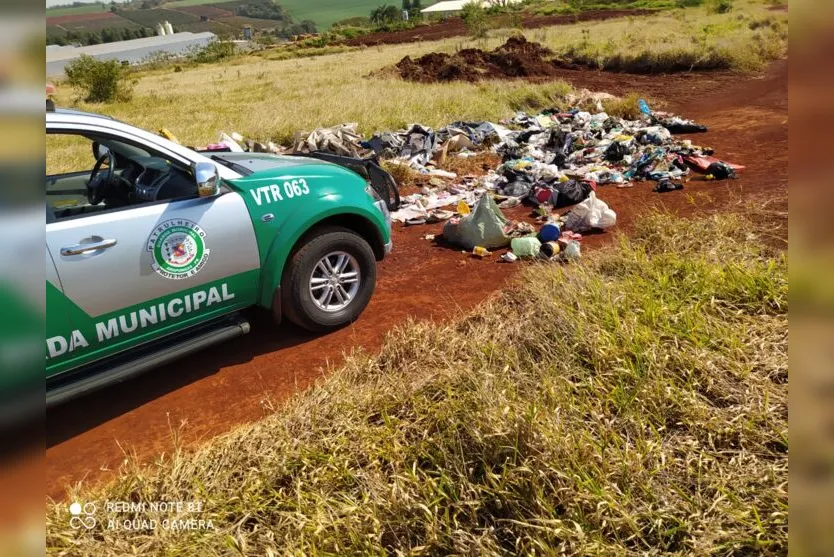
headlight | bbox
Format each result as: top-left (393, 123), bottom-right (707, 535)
top-left (367, 185), bottom-right (391, 231)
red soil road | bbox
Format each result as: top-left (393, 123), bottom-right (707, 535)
top-left (344, 9), bottom-right (656, 46)
top-left (46, 60), bottom-right (787, 501)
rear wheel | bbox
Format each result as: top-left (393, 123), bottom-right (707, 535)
top-left (281, 227), bottom-right (377, 331)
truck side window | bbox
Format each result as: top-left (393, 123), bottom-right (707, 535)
top-left (46, 131), bottom-right (197, 222)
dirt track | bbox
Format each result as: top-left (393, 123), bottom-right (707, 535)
top-left (344, 9), bottom-right (656, 46)
top-left (46, 60), bottom-right (787, 501)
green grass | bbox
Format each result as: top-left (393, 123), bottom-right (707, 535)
top-left (527, 0), bottom-right (788, 72)
top-left (45, 212), bottom-right (788, 555)
top-left (529, 0), bottom-right (678, 15)
top-left (47, 3), bottom-right (109, 17)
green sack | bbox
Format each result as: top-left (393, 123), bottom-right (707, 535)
top-left (443, 195), bottom-right (511, 250)
top-left (510, 236), bottom-right (541, 258)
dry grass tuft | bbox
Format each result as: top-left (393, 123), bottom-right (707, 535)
top-left (47, 212), bottom-right (787, 556)
top-left (437, 151), bottom-right (503, 176)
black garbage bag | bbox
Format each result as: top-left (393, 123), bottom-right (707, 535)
top-left (502, 180), bottom-right (534, 197)
top-left (516, 129), bottom-right (544, 144)
top-left (656, 117), bottom-right (708, 134)
top-left (664, 122), bottom-right (708, 134)
top-left (654, 178), bottom-right (684, 193)
top-left (705, 161), bottom-right (737, 180)
top-left (552, 179), bottom-right (592, 208)
top-left (605, 141), bottom-right (631, 162)
top-left (545, 129), bottom-right (571, 152)
top-left (366, 132), bottom-right (404, 158)
top-left (550, 152), bottom-right (567, 167)
top-left (501, 167), bottom-right (529, 181)
top-left (498, 143), bottom-right (524, 162)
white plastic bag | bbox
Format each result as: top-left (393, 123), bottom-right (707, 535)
top-left (562, 192), bottom-right (617, 232)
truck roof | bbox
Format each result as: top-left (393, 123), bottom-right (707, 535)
top-left (48, 107), bottom-right (118, 121)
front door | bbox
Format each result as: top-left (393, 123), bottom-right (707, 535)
top-left (45, 131), bottom-right (261, 377)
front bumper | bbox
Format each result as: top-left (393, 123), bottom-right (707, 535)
top-left (384, 240), bottom-right (393, 256)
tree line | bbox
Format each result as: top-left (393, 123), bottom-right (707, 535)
top-left (370, 0), bottom-right (423, 24)
top-left (47, 25), bottom-right (157, 47)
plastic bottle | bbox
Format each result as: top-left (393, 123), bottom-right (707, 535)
top-left (472, 246), bottom-right (490, 258)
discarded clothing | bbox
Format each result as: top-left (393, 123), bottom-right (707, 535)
top-left (293, 123), bottom-right (371, 158)
top-left (401, 124), bottom-right (437, 167)
top-left (366, 132), bottom-right (404, 158)
top-left (682, 154), bottom-right (745, 173)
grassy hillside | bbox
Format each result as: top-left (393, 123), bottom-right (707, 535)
top-left (50, 0), bottom-right (787, 152)
top-left (46, 212), bottom-right (788, 555)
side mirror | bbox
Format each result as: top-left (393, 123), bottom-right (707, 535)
top-left (195, 162), bottom-right (220, 197)
top-left (93, 142), bottom-right (110, 160)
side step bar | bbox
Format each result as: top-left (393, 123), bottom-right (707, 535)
top-left (46, 315), bottom-right (250, 408)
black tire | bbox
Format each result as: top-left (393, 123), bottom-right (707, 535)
top-left (281, 226), bottom-right (377, 332)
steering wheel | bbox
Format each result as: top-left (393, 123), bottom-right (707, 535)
top-left (87, 151), bottom-right (115, 205)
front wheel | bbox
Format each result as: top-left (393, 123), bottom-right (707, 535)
top-left (281, 227), bottom-right (377, 331)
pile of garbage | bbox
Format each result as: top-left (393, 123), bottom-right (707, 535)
top-left (203, 95), bottom-right (743, 263)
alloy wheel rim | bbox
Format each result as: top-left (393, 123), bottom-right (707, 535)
top-left (309, 251), bottom-right (361, 312)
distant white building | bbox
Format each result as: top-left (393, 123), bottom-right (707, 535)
top-left (421, 0), bottom-right (522, 15)
top-left (46, 31), bottom-right (217, 77)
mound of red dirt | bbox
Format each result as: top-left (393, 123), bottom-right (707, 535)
top-left (395, 36), bottom-right (577, 83)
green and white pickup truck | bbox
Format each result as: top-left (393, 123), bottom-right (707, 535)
top-left (46, 108), bottom-right (395, 406)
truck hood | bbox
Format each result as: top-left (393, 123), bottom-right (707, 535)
top-left (208, 152), bottom-right (335, 177)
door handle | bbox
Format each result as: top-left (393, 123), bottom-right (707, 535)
top-left (60, 238), bottom-right (118, 256)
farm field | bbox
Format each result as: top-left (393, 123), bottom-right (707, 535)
top-left (164, 0), bottom-right (403, 29)
top-left (46, 3), bottom-right (110, 17)
top-left (274, 0), bottom-right (404, 29)
top-left (117, 7), bottom-right (201, 26)
top-left (47, 0), bottom-right (420, 31)
top-left (46, 11), bottom-right (120, 25)
top-left (174, 4), bottom-right (234, 18)
top-left (47, 0), bottom-right (296, 45)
